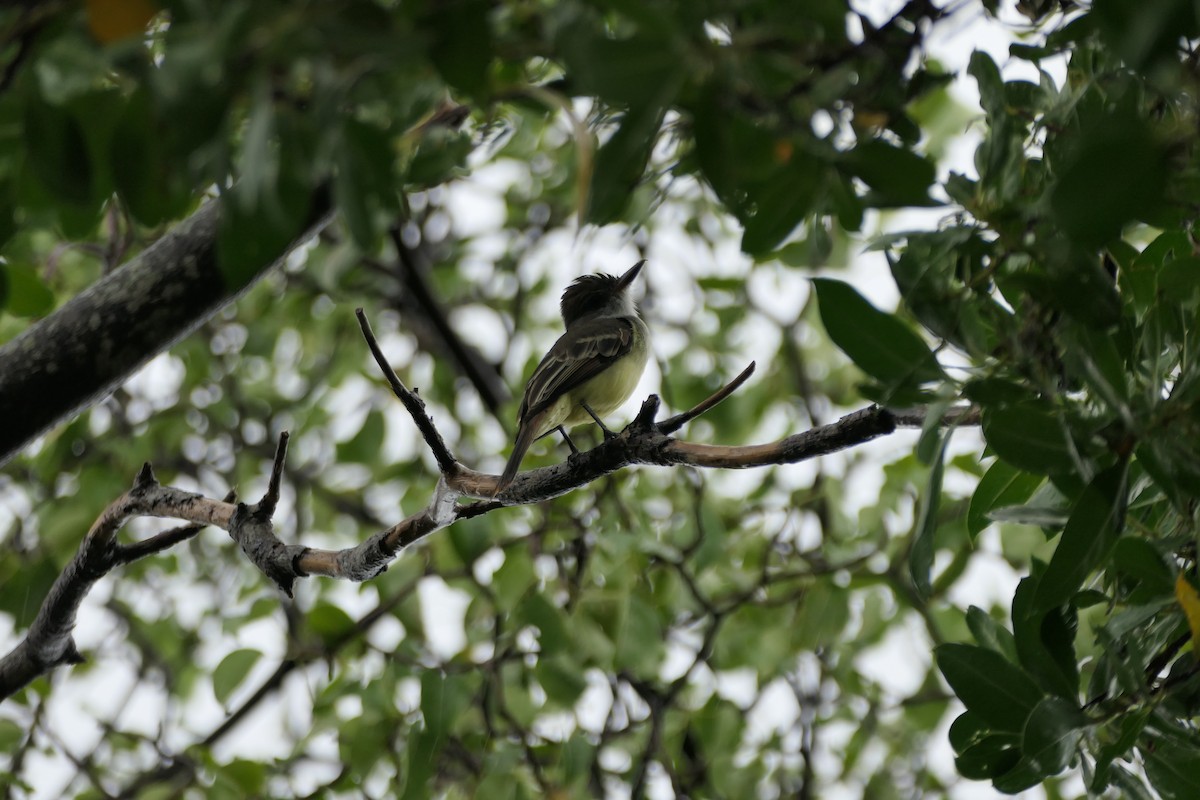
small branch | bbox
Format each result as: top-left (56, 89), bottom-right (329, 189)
top-left (657, 361), bottom-right (756, 435)
top-left (227, 432), bottom-right (307, 597)
top-left (355, 308), bottom-right (459, 476)
top-left (889, 405), bottom-right (980, 427)
top-left (115, 524), bottom-right (204, 565)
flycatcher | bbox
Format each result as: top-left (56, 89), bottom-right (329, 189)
top-left (496, 260), bottom-right (650, 492)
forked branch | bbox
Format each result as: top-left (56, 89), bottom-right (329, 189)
top-left (0, 309), bottom-right (976, 701)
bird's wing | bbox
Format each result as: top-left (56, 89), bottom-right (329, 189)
top-left (519, 317), bottom-right (635, 421)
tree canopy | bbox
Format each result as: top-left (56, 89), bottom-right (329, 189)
top-left (3, 0), bottom-right (1200, 798)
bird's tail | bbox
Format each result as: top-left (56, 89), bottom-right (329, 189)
top-left (496, 417), bottom-right (539, 494)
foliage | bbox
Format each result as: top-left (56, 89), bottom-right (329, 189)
top-left (2, 0), bottom-right (1200, 798)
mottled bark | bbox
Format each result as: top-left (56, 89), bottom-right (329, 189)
top-left (0, 194), bottom-right (332, 464)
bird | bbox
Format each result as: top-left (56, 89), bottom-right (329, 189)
top-left (495, 260), bottom-right (650, 493)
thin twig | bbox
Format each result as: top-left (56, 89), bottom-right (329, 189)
top-left (355, 307), bottom-right (459, 476)
top-left (657, 361), bottom-right (756, 435)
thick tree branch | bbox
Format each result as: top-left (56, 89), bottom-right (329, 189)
top-left (0, 309), bottom-right (978, 700)
top-left (0, 190), bottom-right (334, 465)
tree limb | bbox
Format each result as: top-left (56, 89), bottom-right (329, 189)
top-left (0, 308), bottom-right (978, 700)
top-left (0, 190), bottom-right (334, 465)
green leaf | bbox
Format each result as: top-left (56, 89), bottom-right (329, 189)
top-left (1033, 461), bottom-right (1128, 613)
top-left (843, 139), bottom-right (937, 207)
top-left (793, 581), bottom-right (850, 648)
top-left (406, 128), bottom-right (472, 188)
top-left (954, 733), bottom-right (1021, 780)
top-left (212, 649), bottom-right (262, 705)
top-left (910, 432), bottom-right (947, 598)
top-left (216, 177), bottom-right (311, 290)
top-left (419, 0), bottom-right (493, 97)
top-left (1050, 108), bottom-right (1166, 248)
top-left (1112, 537), bottom-right (1174, 597)
top-left (535, 654), bottom-right (588, 706)
top-left (23, 89), bottom-right (93, 207)
top-left (492, 547), bottom-right (536, 609)
top-left (0, 719), bottom-right (24, 751)
top-left (307, 603), bottom-right (356, 646)
top-left (3, 263), bottom-right (55, 318)
top-left (1021, 696), bottom-right (1088, 776)
top-left (981, 404), bottom-right (1077, 476)
top-left (966, 606), bottom-right (1018, 663)
top-left (110, 86), bottom-right (190, 226)
top-left (336, 409), bottom-right (386, 464)
top-left (214, 759), bottom-right (266, 795)
top-left (968, 461), bottom-right (1044, 538)
top-left (517, 592), bottom-right (570, 656)
top-left (1011, 576), bottom-right (1079, 699)
top-left (1143, 738), bottom-right (1200, 800)
top-left (740, 153), bottom-right (824, 256)
top-left (335, 119), bottom-right (397, 249)
top-left (936, 643), bottom-right (1043, 733)
top-left (812, 278), bottom-right (944, 387)
top-left (614, 593), bottom-right (663, 674)
top-left (968, 51), bottom-right (1005, 118)
top-left (420, 670), bottom-right (468, 739)
top-left (586, 101), bottom-right (666, 225)
top-left (560, 29), bottom-right (684, 107)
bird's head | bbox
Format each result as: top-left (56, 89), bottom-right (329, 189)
top-left (559, 260), bottom-right (645, 325)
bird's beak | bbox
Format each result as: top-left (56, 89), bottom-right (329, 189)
top-left (616, 260), bottom-right (646, 292)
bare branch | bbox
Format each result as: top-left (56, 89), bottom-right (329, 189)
top-left (0, 469), bottom-right (232, 701)
top-left (657, 362), bottom-right (756, 435)
top-left (355, 307), bottom-right (459, 476)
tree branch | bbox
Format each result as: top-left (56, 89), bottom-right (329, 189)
top-left (0, 189), bottom-right (334, 466)
top-left (0, 308), bottom-right (979, 700)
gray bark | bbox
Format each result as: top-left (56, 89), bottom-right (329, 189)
top-left (0, 194), bottom-right (332, 464)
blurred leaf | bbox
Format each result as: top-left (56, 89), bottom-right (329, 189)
top-left (85, 0), bottom-right (157, 43)
top-left (1021, 696), bottom-right (1087, 776)
top-left (740, 152), bottom-right (823, 256)
top-left (0, 719), bottom-right (24, 751)
top-left (910, 431), bottom-right (947, 598)
top-left (843, 139), bottom-right (937, 207)
top-left (1050, 108), bottom-right (1166, 248)
top-left (517, 592), bottom-right (570, 656)
top-left (1175, 574), bottom-right (1200, 657)
top-left (212, 649), bottom-right (261, 705)
top-left (418, 0), bottom-right (493, 97)
top-left (812, 278), bottom-right (944, 387)
top-left (308, 603), bottom-right (356, 646)
top-left (3, 264), bottom-right (55, 318)
top-left (560, 28), bottom-right (684, 107)
top-left (421, 670), bottom-right (468, 739)
top-left (981, 404), bottom-right (1077, 476)
top-left (536, 654), bottom-right (587, 706)
top-left (110, 87), bottom-right (191, 226)
top-left (337, 409), bottom-right (386, 464)
top-left (23, 91), bottom-right (93, 207)
top-left (586, 101), bottom-right (666, 225)
top-left (336, 119), bottom-right (397, 249)
top-left (1143, 738), bottom-right (1200, 800)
